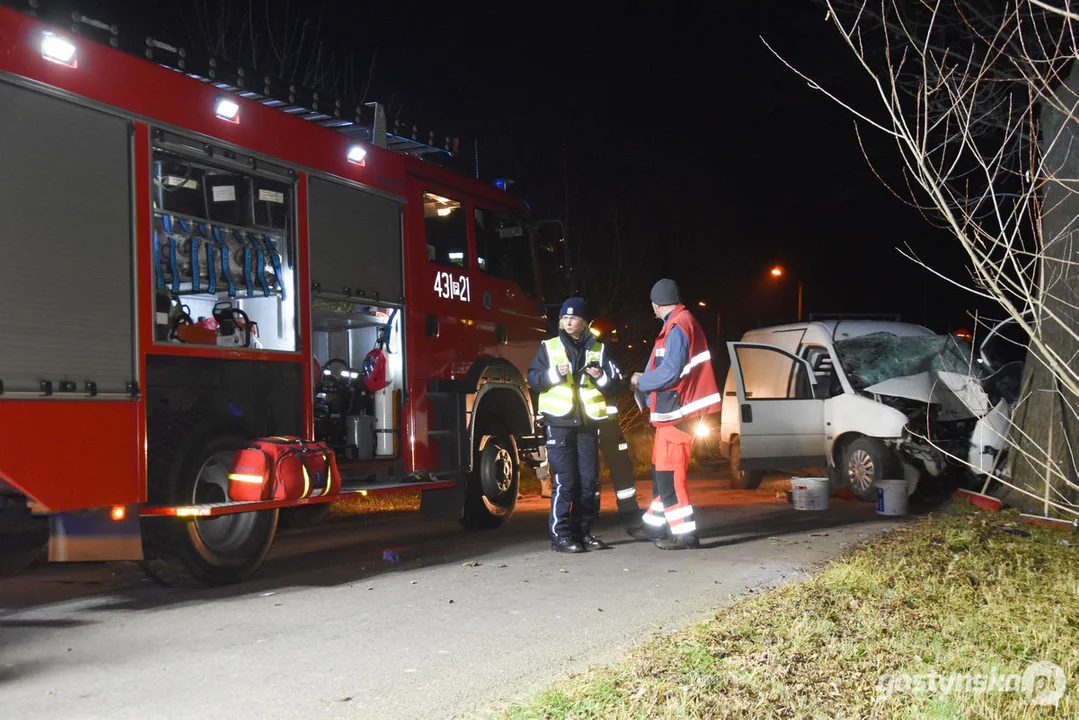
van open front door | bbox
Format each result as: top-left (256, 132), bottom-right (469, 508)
top-left (726, 342), bottom-right (827, 470)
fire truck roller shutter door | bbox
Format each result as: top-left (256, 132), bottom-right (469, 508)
top-left (0, 81), bottom-right (135, 395)
top-left (308, 177), bottom-right (403, 302)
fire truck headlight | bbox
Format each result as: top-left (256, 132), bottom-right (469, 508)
top-left (347, 145), bottom-right (367, 164)
top-left (42, 32), bottom-right (78, 67)
top-left (215, 98), bottom-right (240, 123)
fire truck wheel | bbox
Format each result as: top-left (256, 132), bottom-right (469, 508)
top-left (461, 434), bottom-right (519, 530)
top-left (141, 427), bottom-right (278, 587)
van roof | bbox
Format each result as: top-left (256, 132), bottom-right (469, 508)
top-left (746, 319), bottom-right (935, 343)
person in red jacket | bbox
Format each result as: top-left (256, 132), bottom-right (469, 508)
top-left (629, 278), bottom-right (722, 550)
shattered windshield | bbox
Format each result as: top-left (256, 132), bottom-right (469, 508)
top-left (834, 332), bottom-right (985, 391)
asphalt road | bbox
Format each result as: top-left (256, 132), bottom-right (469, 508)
top-left (0, 471), bottom-right (900, 719)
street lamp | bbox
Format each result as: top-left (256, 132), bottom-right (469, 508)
top-left (769, 265), bottom-right (803, 321)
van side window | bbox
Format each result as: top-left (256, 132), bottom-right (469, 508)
top-left (735, 346), bottom-right (814, 400)
top-left (801, 346), bottom-right (840, 398)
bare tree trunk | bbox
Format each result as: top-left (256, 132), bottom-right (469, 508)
top-left (1007, 61), bottom-right (1079, 510)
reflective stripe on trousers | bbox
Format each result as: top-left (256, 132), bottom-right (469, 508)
top-left (641, 424), bottom-right (697, 537)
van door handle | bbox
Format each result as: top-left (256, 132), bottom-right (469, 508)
top-left (741, 404), bottom-right (753, 423)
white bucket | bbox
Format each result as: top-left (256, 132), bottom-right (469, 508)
top-left (876, 479), bottom-right (908, 516)
top-left (791, 477), bottom-right (829, 511)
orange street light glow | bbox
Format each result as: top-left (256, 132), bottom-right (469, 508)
top-left (770, 266), bottom-right (783, 277)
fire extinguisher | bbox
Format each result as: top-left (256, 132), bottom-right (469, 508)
top-left (363, 308), bottom-right (397, 392)
top-left (366, 309), bottom-right (397, 456)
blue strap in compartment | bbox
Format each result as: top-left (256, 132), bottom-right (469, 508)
top-left (262, 234), bottom-right (285, 300)
top-left (235, 230), bottom-right (254, 298)
top-left (211, 226), bottom-right (236, 298)
top-left (203, 232), bottom-right (217, 295)
top-left (162, 215), bottom-right (180, 295)
top-left (177, 219), bottom-right (200, 293)
top-left (248, 232), bottom-right (270, 297)
top-left (152, 223), bottom-right (166, 290)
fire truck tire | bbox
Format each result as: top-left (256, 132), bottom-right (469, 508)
top-left (460, 434), bottom-right (519, 530)
top-left (140, 422), bottom-right (278, 587)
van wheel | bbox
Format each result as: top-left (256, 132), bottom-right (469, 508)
top-left (841, 437), bottom-right (898, 501)
top-left (461, 434), bottom-right (519, 530)
top-left (141, 420), bottom-right (278, 586)
top-left (729, 437), bottom-right (765, 490)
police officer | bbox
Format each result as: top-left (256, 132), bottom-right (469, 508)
top-left (527, 298), bottom-right (617, 553)
top-left (588, 316), bottom-right (643, 523)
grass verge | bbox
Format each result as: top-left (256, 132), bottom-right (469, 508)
top-left (496, 502), bottom-right (1078, 719)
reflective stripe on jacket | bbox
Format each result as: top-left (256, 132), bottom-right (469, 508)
top-left (647, 305), bottom-right (722, 426)
top-left (537, 337), bottom-right (607, 420)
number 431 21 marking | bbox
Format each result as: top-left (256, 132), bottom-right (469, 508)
top-left (433, 271), bottom-right (470, 302)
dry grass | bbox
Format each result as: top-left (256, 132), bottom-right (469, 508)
top-left (494, 502), bottom-right (1078, 719)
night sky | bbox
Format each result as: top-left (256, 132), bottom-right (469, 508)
top-left (55, 0), bottom-right (991, 342)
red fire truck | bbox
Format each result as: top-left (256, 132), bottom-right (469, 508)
top-left (0, 4), bottom-right (563, 585)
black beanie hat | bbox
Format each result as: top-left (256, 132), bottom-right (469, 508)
top-left (559, 297), bottom-right (588, 319)
top-left (650, 278), bottom-right (681, 305)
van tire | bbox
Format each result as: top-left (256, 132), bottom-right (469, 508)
top-left (840, 437), bottom-right (898, 501)
top-left (729, 437), bottom-right (766, 490)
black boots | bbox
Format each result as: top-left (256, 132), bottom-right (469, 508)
top-left (579, 535), bottom-right (612, 551)
top-left (626, 525), bottom-right (665, 542)
top-left (550, 537), bottom-right (586, 553)
top-left (550, 535), bottom-right (612, 552)
top-left (654, 535), bottom-right (701, 550)
top-left (626, 525), bottom-right (700, 549)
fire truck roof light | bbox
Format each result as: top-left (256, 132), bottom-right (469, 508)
top-left (347, 145), bottom-right (367, 164)
top-left (42, 32), bottom-right (78, 67)
top-left (215, 98), bottom-right (240, 123)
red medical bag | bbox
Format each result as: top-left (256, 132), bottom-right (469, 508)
top-left (227, 437), bottom-right (341, 502)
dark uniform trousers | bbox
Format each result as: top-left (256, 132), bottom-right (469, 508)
top-left (546, 424), bottom-right (600, 541)
top-left (597, 419), bottom-right (639, 515)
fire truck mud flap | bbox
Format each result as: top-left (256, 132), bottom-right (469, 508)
top-left (140, 418), bottom-right (278, 586)
top-left (420, 434), bottom-right (520, 529)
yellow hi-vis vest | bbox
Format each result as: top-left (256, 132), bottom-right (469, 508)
top-left (538, 337), bottom-right (607, 420)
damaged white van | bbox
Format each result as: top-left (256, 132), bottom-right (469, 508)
top-left (718, 319), bottom-right (1017, 499)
